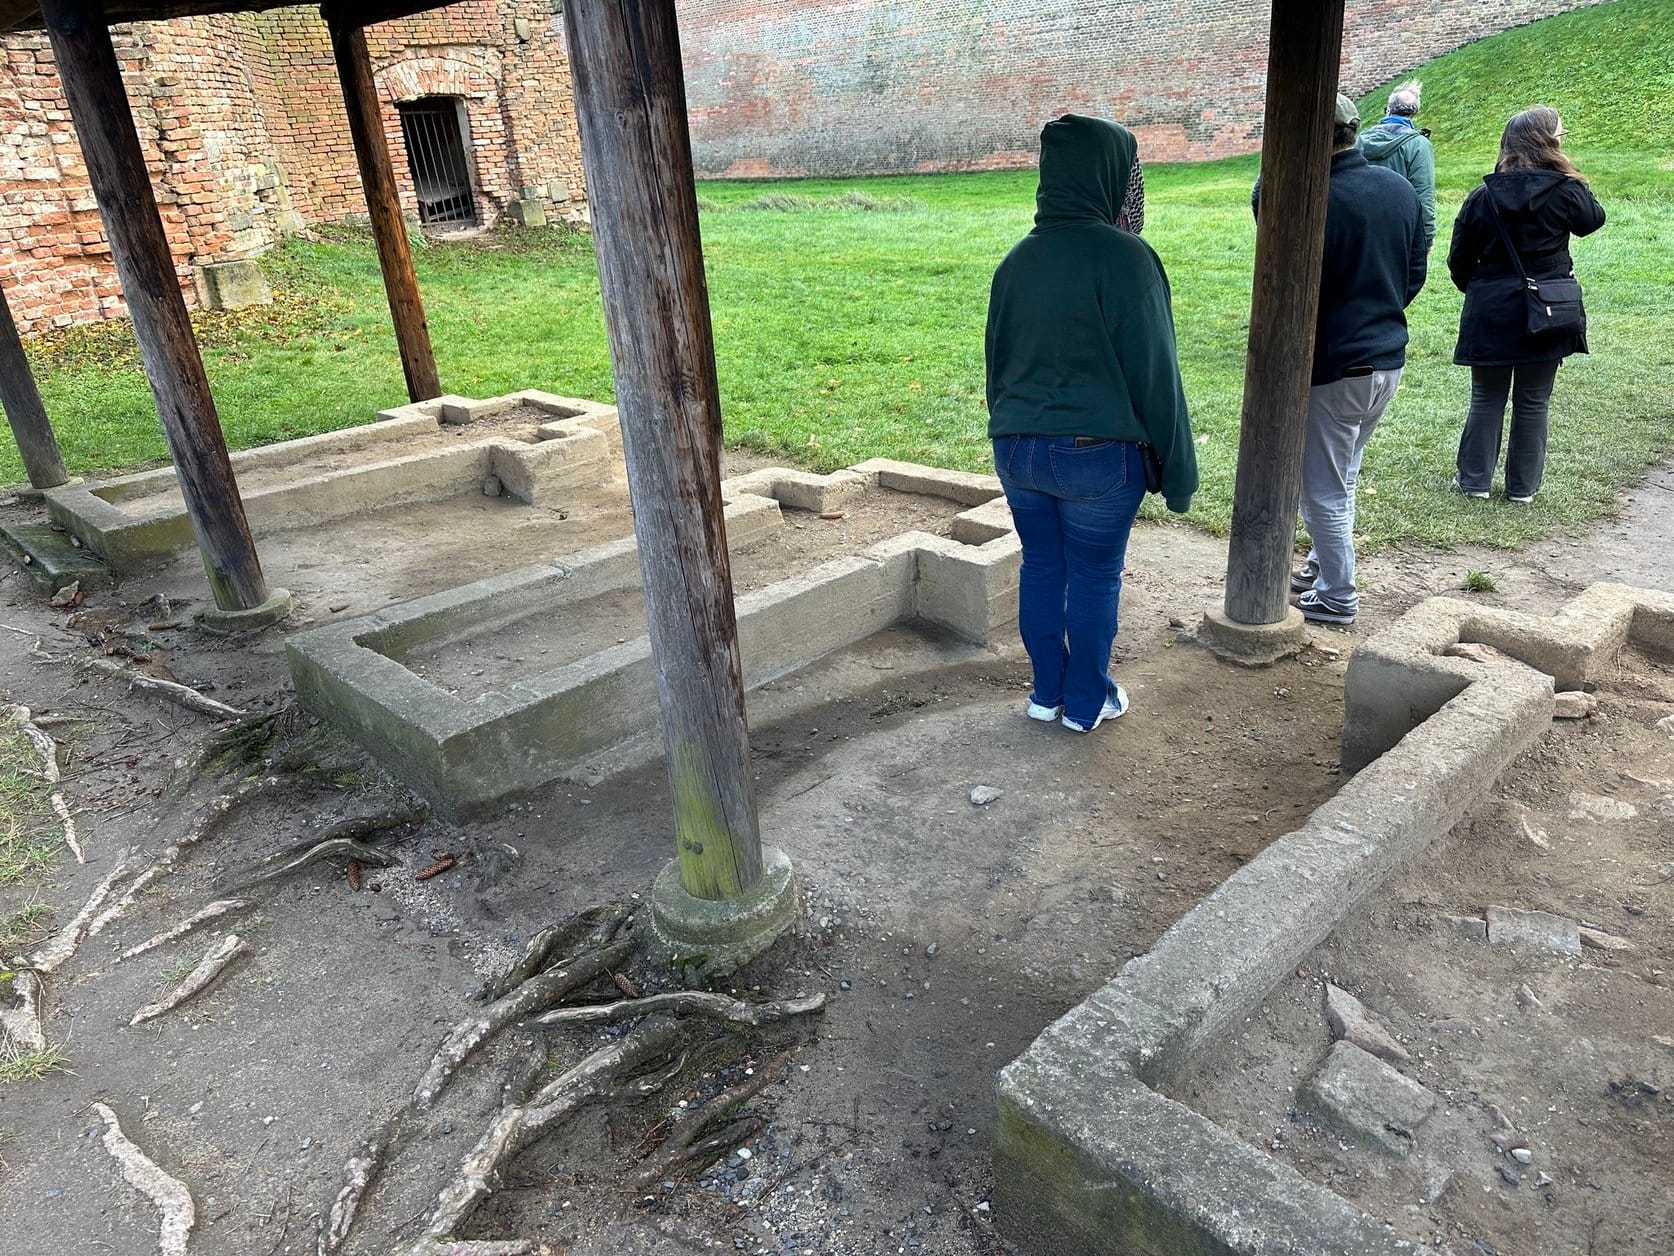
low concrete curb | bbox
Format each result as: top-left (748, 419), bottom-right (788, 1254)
top-left (288, 460), bottom-right (1019, 815)
top-left (995, 583), bottom-right (1674, 1256)
top-left (44, 390), bottom-right (620, 569)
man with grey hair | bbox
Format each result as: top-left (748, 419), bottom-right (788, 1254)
top-left (1360, 79), bottom-right (1437, 249)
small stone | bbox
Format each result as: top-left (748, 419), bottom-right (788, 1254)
top-left (1653, 1035), bottom-right (1674, 1056)
top-left (1516, 984), bottom-right (1545, 1011)
top-left (1444, 913), bottom-right (1489, 942)
top-left (1569, 791), bottom-right (1638, 822)
top-left (1535, 1172), bottom-right (1553, 1188)
top-left (1324, 983), bottom-right (1412, 1064)
top-left (328, 602), bottom-right (350, 614)
top-left (1552, 690), bottom-right (1598, 719)
top-left (482, 474), bottom-right (504, 498)
top-left (1444, 641), bottom-right (1514, 665)
top-left (1656, 714), bottom-right (1674, 738)
top-left (1297, 1041), bottom-right (1436, 1158)
top-left (819, 511), bottom-right (847, 521)
top-left (48, 580), bottom-right (80, 608)
top-left (1578, 925), bottom-right (1635, 952)
top-left (1510, 1147), bottom-right (1533, 1164)
top-left (1487, 905), bottom-right (1582, 957)
top-left (969, 785), bottom-right (1002, 806)
top-left (1520, 819), bottom-right (1550, 850)
top-left (1496, 1164), bottom-right (1521, 1187)
top-left (736, 1148), bottom-right (752, 1160)
top-left (925, 942), bottom-right (939, 958)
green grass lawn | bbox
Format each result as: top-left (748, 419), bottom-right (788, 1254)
top-left (13, 0), bottom-right (1672, 551)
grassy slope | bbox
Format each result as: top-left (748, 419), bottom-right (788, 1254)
top-left (16, 0), bottom-right (1672, 550)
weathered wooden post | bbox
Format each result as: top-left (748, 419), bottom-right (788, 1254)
top-left (0, 282), bottom-right (70, 491)
top-left (563, 0), bottom-right (795, 973)
top-left (325, 9), bottom-right (442, 404)
top-left (39, 0), bottom-right (286, 626)
top-left (1200, 0), bottom-right (1347, 665)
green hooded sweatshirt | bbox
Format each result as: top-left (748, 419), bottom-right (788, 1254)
top-left (985, 114), bottom-right (1197, 513)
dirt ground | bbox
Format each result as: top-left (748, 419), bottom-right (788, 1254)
top-left (0, 453), bottom-right (1667, 1256)
top-left (1179, 644), bottom-right (1674, 1256)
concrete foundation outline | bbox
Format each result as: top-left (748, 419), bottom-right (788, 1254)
top-left (286, 457), bottom-right (1021, 815)
top-left (995, 582), bottom-right (1674, 1255)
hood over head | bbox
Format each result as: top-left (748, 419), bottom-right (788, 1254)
top-left (1034, 114), bottom-right (1136, 228)
top-left (1485, 168), bottom-right (1570, 213)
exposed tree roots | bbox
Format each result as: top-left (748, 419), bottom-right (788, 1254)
top-left (129, 934), bottom-right (249, 1026)
top-left (4, 704), bottom-right (82, 863)
top-left (630, 1051), bottom-right (793, 1191)
top-left (93, 1102), bottom-right (195, 1256)
top-left (410, 1016), bottom-right (688, 1251)
top-left (33, 641), bottom-right (246, 720)
top-left (413, 938), bottom-right (636, 1112)
top-left (120, 898), bottom-right (254, 962)
top-left (222, 834), bottom-right (401, 897)
top-left (473, 905), bottom-right (620, 1004)
top-left (22, 856), bottom-right (128, 973)
top-left (530, 991), bottom-right (827, 1032)
top-left (0, 968), bottom-right (45, 1052)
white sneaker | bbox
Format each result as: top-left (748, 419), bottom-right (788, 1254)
top-left (1026, 701), bottom-right (1062, 722)
top-left (1508, 494), bottom-right (1535, 504)
top-left (1061, 684), bottom-right (1129, 733)
top-left (1450, 476), bottom-right (1489, 500)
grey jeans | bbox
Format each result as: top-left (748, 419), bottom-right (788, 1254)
top-left (1456, 361), bottom-right (1561, 499)
top-left (1299, 368), bottom-right (1402, 610)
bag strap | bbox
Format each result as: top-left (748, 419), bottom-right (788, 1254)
top-left (1483, 191), bottom-right (1531, 284)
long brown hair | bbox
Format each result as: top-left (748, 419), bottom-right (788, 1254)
top-left (1496, 105), bottom-right (1587, 183)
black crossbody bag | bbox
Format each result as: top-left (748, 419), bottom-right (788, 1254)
top-left (1484, 193), bottom-right (1585, 338)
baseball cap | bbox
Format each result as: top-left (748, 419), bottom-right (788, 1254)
top-left (1335, 93), bottom-right (1360, 126)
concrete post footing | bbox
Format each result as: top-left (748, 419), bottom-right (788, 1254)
top-left (196, 587), bottom-right (294, 635)
top-left (1198, 604), bottom-right (1307, 666)
top-left (647, 846), bottom-right (799, 982)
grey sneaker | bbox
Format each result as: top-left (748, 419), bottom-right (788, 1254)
top-left (1290, 563), bottom-right (1319, 594)
top-left (1450, 476), bottom-right (1490, 500)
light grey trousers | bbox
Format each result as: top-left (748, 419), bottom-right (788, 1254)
top-left (1299, 368), bottom-right (1402, 610)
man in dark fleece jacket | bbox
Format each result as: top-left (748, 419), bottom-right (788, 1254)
top-left (1252, 94), bottom-right (1426, 625)
top-left (986, 114), bottom-right (1196, 733)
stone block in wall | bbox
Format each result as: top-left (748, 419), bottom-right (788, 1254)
top-left (508, 198), bottom-right (546, 227)
top-left (547, 179), bottom-right (570, 202)
top-left (194, 258), bottom-right (273, 311)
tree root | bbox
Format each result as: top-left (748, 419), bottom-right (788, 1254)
top-left (413, 937), bottom-right (635, 1112)
top-left (120, 898), bottom-right (255, 962)
top-left (34, 641), bottom-right (246, 720)
top-left (22, 855), bottom-right (129, 973)
top-left (530, 990), bottom-right (826, 1032)
top-left (474, 904), bottom-right (624, 1003)
top-left (320, 1111), bottom-right (409, 1256)
top-left (402, 1243), bottom-right (558, 1256)
top-left (0, 968), bottom-right (45, 1052)
top-left (129, 934), bottom-right (249, 1026)
top-left (4, 704), bottom-right (82, 864)
top-left (410, 1015), bottom-right (687, 1250)
top-left (630, 1051), bottom-right (791, 1190)
top-left (221, 835), bottom-right (400, 897)
top-left (87, 775), bottom-right (285, 939)
top-left (93, 1101), bottom-right (195, 1256)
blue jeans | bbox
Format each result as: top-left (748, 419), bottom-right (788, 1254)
top-left (993, 436), bottom-right (1146, 726)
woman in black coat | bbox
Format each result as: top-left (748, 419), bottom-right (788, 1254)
top-left (1448, 106), bottom-right (1605, 502)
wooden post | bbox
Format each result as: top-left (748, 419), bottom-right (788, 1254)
top-left (1222, 0), bottom-right (1347, 625)
top-left (0, 281), bottom-right (70, 490)
top-left (563, 0), bottom-right (765, 902)
top-left (40, 0), bottom-right (270, 612)
top-left (326, 14), bottom-right (442, 404)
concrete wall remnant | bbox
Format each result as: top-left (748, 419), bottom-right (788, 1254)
top-left (995, 582), bottom-right (1674, 1255)
top-left (287, 458), bottom-right (1021, 814)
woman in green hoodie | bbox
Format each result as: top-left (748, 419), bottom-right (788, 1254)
top-left (985, 115), bottom-right (1197, 733)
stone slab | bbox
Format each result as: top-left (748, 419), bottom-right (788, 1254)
top-left (1298, 1041), bottom-right (1436, 1158)
top-left (0, 522), bottom-right (111, 594)
top-left (1486, 905), bottom-right (1582, 957)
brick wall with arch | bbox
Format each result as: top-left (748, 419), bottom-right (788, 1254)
top-left (0, 0), bottom-right (586, 335)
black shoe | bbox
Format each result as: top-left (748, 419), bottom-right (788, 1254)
top-left (1293, 589), bottom-right (1356, 626)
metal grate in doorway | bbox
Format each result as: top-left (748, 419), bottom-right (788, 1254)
top-left (397, 98), bottom-right (477, 227)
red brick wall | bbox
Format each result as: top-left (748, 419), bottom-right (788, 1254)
top-left (677, 0), bottom-right (1612, 178)
top-left (0, 0), bottom-right (585, 334)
